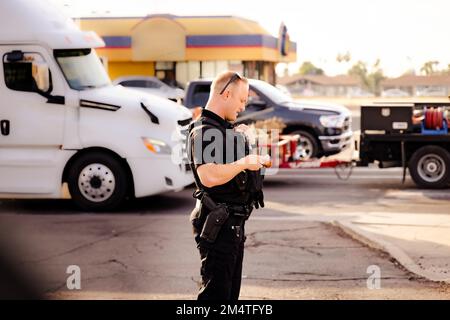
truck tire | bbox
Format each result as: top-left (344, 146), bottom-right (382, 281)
top-left (67, 151), bottom-right (129, 211)
top-left (291, 130), bottom-right (319, 159)
top-left (408, 146), bottom-right (450, 189)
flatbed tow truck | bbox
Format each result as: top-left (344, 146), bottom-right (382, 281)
top-left (358, 101), bottom-right (450, 188)
top-left (260, 99), bottom-right (450, 188)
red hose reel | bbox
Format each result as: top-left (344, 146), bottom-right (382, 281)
top-left (424, 107), bottom-right (445, 130)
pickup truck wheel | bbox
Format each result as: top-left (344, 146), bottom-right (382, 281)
top-left (67, 152), bottom-right (129, 211)
top-left (408, 146), bottom-right (450, 189)
top-left (291, 130), bottom-right (319, 160)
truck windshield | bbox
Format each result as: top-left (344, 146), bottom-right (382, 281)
top-left (250, 80), bottom-right (292, 105)
top-left (54, 49), bottom-right (111, 90)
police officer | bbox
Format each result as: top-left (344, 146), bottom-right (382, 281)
top-left (187, 71), bottom-right (266, 300)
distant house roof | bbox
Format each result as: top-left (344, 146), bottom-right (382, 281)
top-left (278, 74), bottom-right (360, 86)
top-left (381, 75), bottom-right (450, 87)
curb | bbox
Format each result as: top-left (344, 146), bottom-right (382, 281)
top-left (332, 220), bottom-right (450, 284)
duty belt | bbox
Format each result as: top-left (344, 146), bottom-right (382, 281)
top-left (223, 203), bottom-right (253, 218)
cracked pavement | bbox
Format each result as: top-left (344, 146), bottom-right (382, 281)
top-left (1, 168), bottom-right (450, 299)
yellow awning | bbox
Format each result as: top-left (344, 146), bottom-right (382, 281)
top-left (79, 15), bottom-right (297, 62)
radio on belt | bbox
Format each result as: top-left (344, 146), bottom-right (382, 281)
top-left (361, 105), bottom-right (413, 134)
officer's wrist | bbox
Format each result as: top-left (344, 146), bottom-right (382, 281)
top-left (234, 157), bottom-right (251, 170)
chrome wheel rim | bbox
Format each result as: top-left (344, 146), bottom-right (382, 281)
top-left (78, 163), bottom-right (116, 202)
top-left (297, 136), bottom-right (314, 160)
top-left (417, 154), bottom-right (446, 183)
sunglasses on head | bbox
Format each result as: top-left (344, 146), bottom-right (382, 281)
top-left (219, 73), bottom-right (242, 95)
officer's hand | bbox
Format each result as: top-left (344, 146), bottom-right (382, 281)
top-left (234, 124), bottom-right (250, 133)
top-left (254, 191), bottom-right (264, 209)
top-left (239, 155), bottom-right (263, 171)
top-left (257, 190), bottom-right (264, 208)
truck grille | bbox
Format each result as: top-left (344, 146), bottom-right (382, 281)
top-left (177, 116), bottom-right (193, 172)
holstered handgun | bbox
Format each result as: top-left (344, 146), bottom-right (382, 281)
top-left (200, 194), bottom-right (229, 243)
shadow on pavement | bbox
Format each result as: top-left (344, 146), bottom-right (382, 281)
top-left (0, 187), bottom-right (195, 215)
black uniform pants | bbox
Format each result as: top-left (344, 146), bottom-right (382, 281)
top-left (193, 213), bottom-right (247, 300)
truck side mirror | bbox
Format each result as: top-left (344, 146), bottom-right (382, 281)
top-left (6, 50), bottom-right (24, 62)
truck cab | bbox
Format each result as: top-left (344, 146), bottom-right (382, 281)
top-left (0, 0), bottom-right (193, 210)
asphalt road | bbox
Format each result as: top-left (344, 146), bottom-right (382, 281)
top-left (1, 168), bottom-right (450, 299)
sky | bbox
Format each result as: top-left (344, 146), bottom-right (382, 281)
top-left (49, 0), bottom-right (450, 77)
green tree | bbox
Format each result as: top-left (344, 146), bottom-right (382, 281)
top-left (368, 59), bottom-right (385, 97)
top-left (420, 61), bottom-right (439, 75)
top-left (348, 59), bottom-right (385, 96)
top-left (336, 51), bottom-right (351, 63)
top-left (348, 60), bottom-right (369, 89)
top-left (298, 61), bottom-right (324, 75)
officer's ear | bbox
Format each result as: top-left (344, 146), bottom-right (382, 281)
top-left (221, 89), bottom-right (231, 100)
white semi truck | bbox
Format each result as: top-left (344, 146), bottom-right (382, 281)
top-left (0, 0), bottom-right (193, 210)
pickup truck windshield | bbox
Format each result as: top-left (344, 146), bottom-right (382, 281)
top-left (54, 49), bottom-right (111, 90)
top-left (250, 80), bottom-right (292, 105)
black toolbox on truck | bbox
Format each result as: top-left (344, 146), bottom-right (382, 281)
top-left (361, 105), bottom-right (413, 134)
top-left (359, 102), bottom-right (450, 188)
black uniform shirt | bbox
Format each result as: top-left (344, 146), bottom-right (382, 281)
top-left (188, 109), bottom-right (250, 204)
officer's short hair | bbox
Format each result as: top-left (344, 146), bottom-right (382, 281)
top-left (211, 71), bottom-right (248, 95)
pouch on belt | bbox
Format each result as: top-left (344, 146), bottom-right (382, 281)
top-left (200, 197), bottom-right (229, 243)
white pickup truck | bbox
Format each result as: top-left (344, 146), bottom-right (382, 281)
top-left (0, 0), bottom-right (193, 210)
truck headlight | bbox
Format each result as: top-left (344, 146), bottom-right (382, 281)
top-left (142, 137), bottom-right (172, 154)
top-left (319, 115), bottom-right (344, 128)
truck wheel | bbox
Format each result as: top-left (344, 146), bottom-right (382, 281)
top-left (291, 130), bottom-right (319, 159)
top-left (408, 146), bottom-right (450, 189)
top-left (67, 152), bottom-right (129, 211)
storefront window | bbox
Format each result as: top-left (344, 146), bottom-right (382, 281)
top-left (243, 61), bottom-right (275, 84)
top-left (188, 61), bottom-right (201, 81)
top-left (216, 61), bottom-right (229, 75)
top-left (201, 61), bottom-right (215, 79)
top-left (155, 61), bottom-right (174, 70)
top-left (175, 60), bottom-right (276, 86)
top-left (155, 61), bottom-right (177, 87)
top-left (175, 62), bottom-right (188, 87)
top-left (175, 61), bottom-right (201, 87)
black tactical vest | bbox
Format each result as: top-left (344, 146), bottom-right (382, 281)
top-left (187, 115), bottom-right (252, 205)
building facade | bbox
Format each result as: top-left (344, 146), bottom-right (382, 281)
top-left (78, 15), bottom-right (297, 87)
top-left (381, 75), bottom-right (450, 97)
